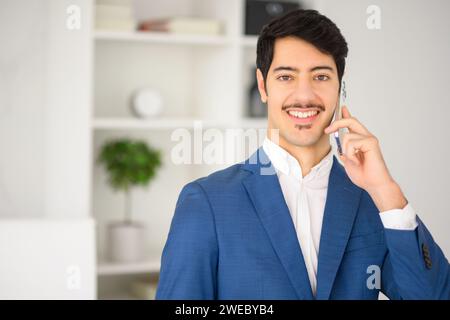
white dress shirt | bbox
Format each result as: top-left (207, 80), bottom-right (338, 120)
top-left (262, 137), bottom-right (418, 296)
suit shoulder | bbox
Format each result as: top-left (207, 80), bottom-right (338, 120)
top-left (183, 162), bottom-right (249, 196)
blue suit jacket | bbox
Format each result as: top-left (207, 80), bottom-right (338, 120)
top-left (156, 147), bottom-right (449, 299)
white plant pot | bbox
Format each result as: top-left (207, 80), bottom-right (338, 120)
top-left (107, 222), bottom-right (145, 263)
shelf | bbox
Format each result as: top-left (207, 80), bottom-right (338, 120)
top-left (98, 292), bottom-right (140, 300)
top-left (97, 259), bottom-right (160, 276)
top-left (93, 117), bottom-right (227, 130)
top-left (98, 291), bottom-right (155, 300)
top-left (94, 30), bottom-right (231, 46)
top-left (92, 117), bottom-right (267, 130)
top-left (91, 0), bottom-right (285, 302)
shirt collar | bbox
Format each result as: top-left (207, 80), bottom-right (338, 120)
top-left (262, 136), bottom-right (334, 182)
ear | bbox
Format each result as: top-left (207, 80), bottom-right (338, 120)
top-left (256, 68), bottom-right (268, 103)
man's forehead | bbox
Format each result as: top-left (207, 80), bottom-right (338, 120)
top-left (272, 65), bottom-right (335, 74)
top-left (271, 38), bottom-right (336, 72)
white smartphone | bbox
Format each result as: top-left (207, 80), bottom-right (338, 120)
top-left (333, 80), bottom-right (346, 155)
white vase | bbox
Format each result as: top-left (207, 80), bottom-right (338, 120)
top-left (107, 222), bottom-right (145, 263)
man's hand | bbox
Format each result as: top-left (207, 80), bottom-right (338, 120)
top-left (324, 106), bottom-right (408, 212)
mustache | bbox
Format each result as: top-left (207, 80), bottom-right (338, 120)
top-left (282, 103), bottom-right (325, 112)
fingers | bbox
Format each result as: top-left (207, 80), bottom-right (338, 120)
top-left (326, 105), bottom-right (378, 166)
top-left (340, 133), bottom-right (379, 166)
top-left (325, 117), bottom-right (370, 135)
top-left (341, 133), bottom-right (364, 165)
top-left (341, 132), bottom-right (361, 155)
top-left (342, 105), bottom-right (351, 118)
top-left (324, 106), bottom-right (370, 136)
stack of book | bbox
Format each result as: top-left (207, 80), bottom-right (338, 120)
top-left (138, 17), bottom-right (222, 36)
top-left (95, 0), bottom-right (135, 31)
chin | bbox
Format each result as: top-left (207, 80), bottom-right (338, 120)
top-left (268, 120), bottom-right (326, 148)
top-left (283, 131), bottom-right (322, 148)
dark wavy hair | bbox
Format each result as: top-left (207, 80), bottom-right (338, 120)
top-left (256, 9), bottom-right (348, 89)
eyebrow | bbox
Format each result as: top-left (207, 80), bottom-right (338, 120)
top-left (272, 65), bottom-right (335, 73)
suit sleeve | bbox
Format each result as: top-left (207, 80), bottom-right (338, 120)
top-left (155, 181), bottom-right (219, 299)
top-left (381, 217), bottom-right (450, 299)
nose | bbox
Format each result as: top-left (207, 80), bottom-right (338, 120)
top-left (290, 77), bottom-right (317, 105)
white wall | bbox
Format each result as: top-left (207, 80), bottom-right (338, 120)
top-left (0, 0), bottom-right (92, 219)
top-left (0, 0), bottom-right (47, 217)
top-left (0, 218), bottom-right (96, 299)
top-left (0, 0), bottom-right (96, 299)
top-left (44, 0), bottom-right (93, 219)
top-left (316, 0), bottom-right (450, 256)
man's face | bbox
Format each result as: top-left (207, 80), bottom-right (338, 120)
top-left (257, 36), bottom-right (340, 148)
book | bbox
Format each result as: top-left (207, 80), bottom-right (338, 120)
top-left (138, 17), bottom-right (222, 36)
top-left (95, 19), bottom-right (135, 31)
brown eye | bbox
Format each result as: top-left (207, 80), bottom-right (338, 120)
top-left (314, 74), bottom-right (330, 81)
top-left (277, 75), bottom-right (292, 81)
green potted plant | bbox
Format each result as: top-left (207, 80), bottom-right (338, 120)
top-left (97, 138), bottom-right (162, 263)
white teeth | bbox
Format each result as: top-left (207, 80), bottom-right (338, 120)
top-left (287, 110), bottom-right (319, 118)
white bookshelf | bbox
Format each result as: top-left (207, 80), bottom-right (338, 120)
top-left (98, 259), bottom-right (160, 276)
top-left (95, 30), bottom-right (258, 48)
top-left (91, 0), bottom-right (304, 300)
top-left (94, 30), bottom-right (232, 46)
top-left (92, 117), bottom-right (267, 130)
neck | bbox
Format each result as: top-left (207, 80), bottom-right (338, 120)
top-left (267, 131), bottom-right (331, 178)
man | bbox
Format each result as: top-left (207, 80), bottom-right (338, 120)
top-left (156, 9), bottom-right (449, 299)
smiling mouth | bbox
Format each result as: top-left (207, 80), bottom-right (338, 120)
top-left (285, 109), bottom-right (320, 124)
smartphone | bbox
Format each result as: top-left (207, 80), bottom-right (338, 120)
top-left (334, 80), bottom-right (346, 155)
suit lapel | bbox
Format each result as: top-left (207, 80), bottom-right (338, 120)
top-left (241, 147), bottom-right (314, 300)
top-left (315, 155), bottom-right (362, 300)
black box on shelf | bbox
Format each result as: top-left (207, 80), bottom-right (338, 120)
top-left (245, 0), bottom-right (302, 35)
